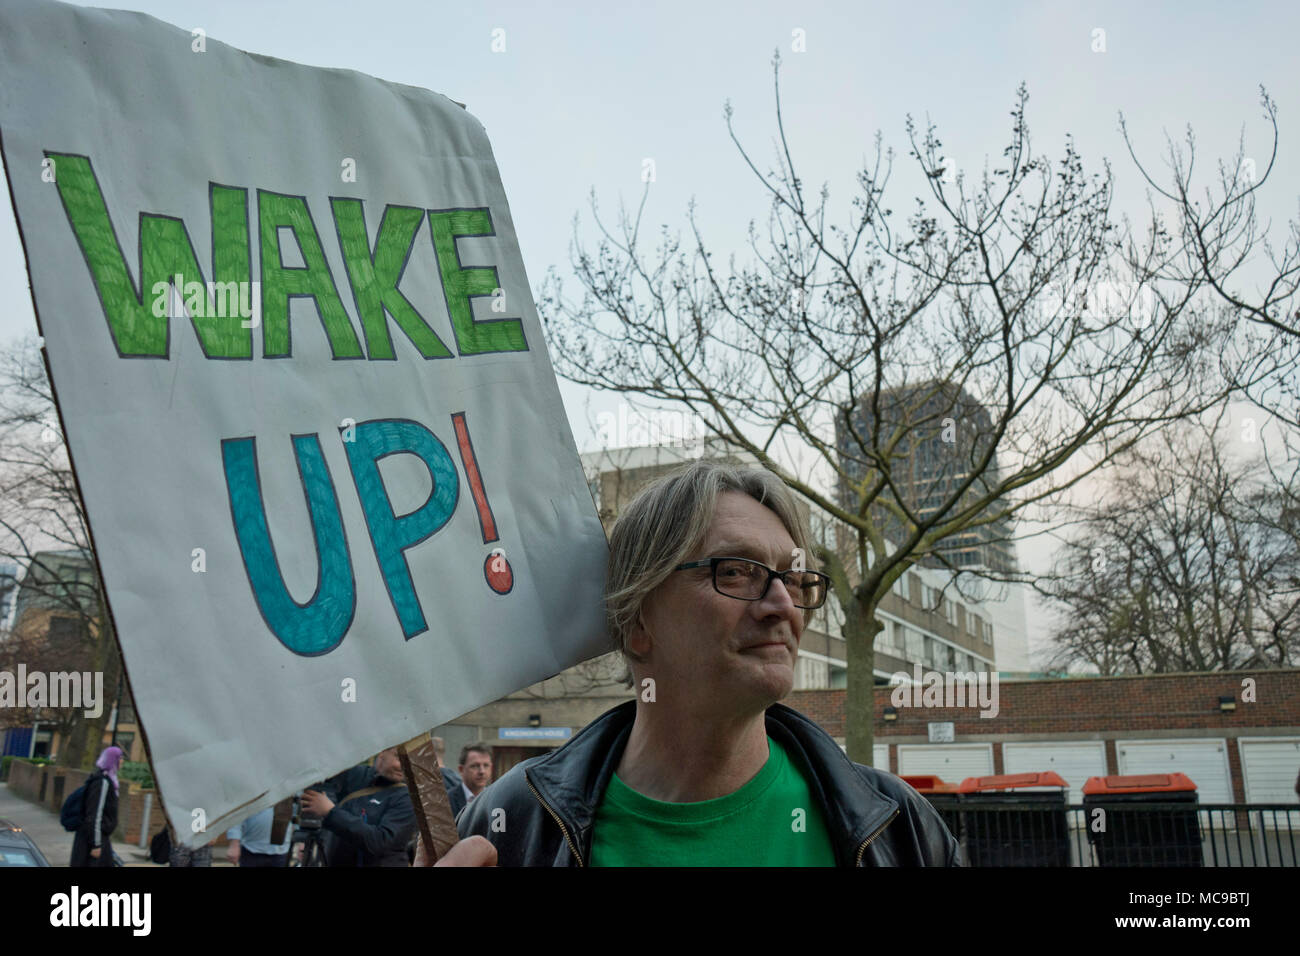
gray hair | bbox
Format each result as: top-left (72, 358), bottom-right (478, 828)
top-left (605, 459), bottom-right (814, 687)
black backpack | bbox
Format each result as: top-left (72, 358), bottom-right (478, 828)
top-left (59, 782), bottom-right (88, 832)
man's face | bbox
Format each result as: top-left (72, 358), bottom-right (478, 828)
top-left (375, 748), bottom-right (403, 782)
top-left (460, 751), bottom-right (493, 793)
top-left (629, 491), bottom-right (805, 716)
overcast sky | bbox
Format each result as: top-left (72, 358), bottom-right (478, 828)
top-left (3, 0), bottom-right (1297, 665)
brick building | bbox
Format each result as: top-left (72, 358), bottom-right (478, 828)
top-left (2, 549), bottom-right (145, 764)
top-left (789, 668), bottom-right (1300, 806)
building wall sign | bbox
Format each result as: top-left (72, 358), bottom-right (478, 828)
top-left (500, 727), bottom-right (573, 740)
top-left (928, 722), bottom-right (955, 743)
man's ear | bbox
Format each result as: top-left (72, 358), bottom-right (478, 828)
top-left (626, 610), bottom-right (652, 660)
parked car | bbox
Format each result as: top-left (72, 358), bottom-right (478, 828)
top-left (0, 817), bottom-right (51, 867)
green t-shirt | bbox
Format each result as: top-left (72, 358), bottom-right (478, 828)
top-left (589, 736), bottom-right (838, 866)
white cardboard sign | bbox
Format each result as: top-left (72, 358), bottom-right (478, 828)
top-left (0, 0), bottom-right (608, 844)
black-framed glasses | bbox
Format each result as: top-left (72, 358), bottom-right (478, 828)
top-left (673, 556), bottom-right (830, 609)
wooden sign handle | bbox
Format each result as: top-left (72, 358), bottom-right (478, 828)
top-left (397, 732), bottom-right (459, 864)
top-left (268, 795), bottom-right (296, 845)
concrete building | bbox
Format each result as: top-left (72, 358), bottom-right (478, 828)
top-left (835, 380), bottom-right (1016, 572)
top-left (11, 549), bottom-right (98, 624)
top-left (835, 381), bottom-right (1032, 671)
top-left (0, 560), bottom-right (18, 629)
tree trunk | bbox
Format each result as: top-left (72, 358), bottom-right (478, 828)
top-left (843, 595), bottom-right (883, 765)
top-left (58, 716), bottom-right (87, 769)
top-left (58, 613), bottom-right (120, 769)
top-left (80, 621), bottom-right (122, 767)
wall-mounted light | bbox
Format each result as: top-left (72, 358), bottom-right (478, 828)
top-left (528, 714), bottom-right (542, 727)
top-left (1218, 696), bottom-right (1236, 714)
top-left (883, 706), bottom-right (898, 722)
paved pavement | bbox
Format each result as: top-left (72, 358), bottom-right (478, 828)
top-left (0, 782), bottom-right (232, 867)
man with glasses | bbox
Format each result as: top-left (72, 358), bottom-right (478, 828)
top-left (452, 460), bottom-right (962, 866)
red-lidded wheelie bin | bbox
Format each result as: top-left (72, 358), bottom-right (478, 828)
top-left (957, 772), bottom-right (1070, 866)
top-left (1082, 773), bottom-right (1203, 867)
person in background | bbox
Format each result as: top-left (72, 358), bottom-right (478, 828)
top-left (300, 746), bottom-right (416, 867)
top-left (169, 828), bottom-right (215, 866)
top-left (225, 806), bottom-right (292, 867)
top-left (69, 744), bottom-right (123, 867)
top-left (457, 744), bottom-right (493, 806)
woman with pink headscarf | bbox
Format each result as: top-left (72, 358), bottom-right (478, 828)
top-left (69, 744), bottom-right (124, 867)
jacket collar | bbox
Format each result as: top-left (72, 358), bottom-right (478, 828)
top-left (524, 700), bottom-right (899, 866)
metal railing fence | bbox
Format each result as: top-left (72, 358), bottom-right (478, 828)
top-left (933, 802), bottom-right (1300, 866)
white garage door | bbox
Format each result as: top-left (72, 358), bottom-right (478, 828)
top-left (874, 744), bottom-right (889, 771)
top-left (1118, 739), bottom-right (1234, 831)
top-left (1238, 737), bottom-right (1300, 829)
top-left (897, 744), bottom-right (993, 785)
top-left (1116, 739), bottom-right (1232, 803)
top-left (1003, 741), bottom-right (1107, 808)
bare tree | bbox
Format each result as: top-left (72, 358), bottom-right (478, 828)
top-left (1123, 89), bottom-right (1300, 431)
top-left (538, 58), bottom-right (1271, 761)
top-left (1121, 91), bottom-right (1300, 665)
top-left (1043, 408), bottom-right (1299, 673)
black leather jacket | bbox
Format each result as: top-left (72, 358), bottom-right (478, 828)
top-left (458, 700), bottom-right (964, 866)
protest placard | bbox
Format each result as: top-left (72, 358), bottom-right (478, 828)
top-left (0, 0), bottom-right (608, 846)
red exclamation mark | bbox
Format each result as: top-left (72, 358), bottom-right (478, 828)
top-left (451, 411), bottom-right (513, 595)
